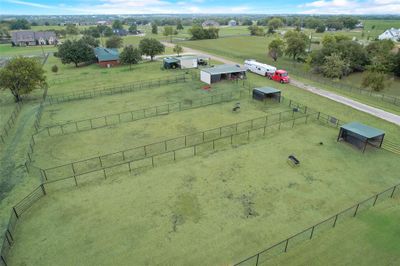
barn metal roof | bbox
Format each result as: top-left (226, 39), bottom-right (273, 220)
top-left (254, 87), bottom-right (281, 94)
top-left (93, 47), bottom-right (119, 62)
top-left (201, 64), bottom-right (247, 75)
top-left (340, 122), bottom-right (385, 139)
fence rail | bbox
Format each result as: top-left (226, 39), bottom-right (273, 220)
top-left (0, 102), bottom-right (23, 146)
top-left (382, 139), bottom-right (400, 155)
top-left (234, 183), bottom-right (400, 266)
top-left (45, 74), bottom-right (188, 105)
top-left (35, 91), bottom-right (241, 138)
top-left (40, 106), bottom-right (311, 182)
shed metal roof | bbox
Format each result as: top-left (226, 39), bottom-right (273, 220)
top-left (254, 87), bottom-right (281, 94)
top-left (201, 64), bottom-right (247, 75)
top-left (94, 47), bottom-right (119, 62)
top-left (340, 122), bottom-right (385, 139)
top-left (163, 57), bottom-right (180, 64)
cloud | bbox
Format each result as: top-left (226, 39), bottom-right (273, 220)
top-left (6, 0), bottom-right (53, 9)
top-left (300, 0), bottom-right (400, 14)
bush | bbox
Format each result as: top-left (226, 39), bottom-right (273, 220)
top-left (51, 65), bottom-right (58, 74)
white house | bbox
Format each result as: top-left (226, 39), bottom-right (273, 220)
top-left (378, 28), bottom-right (400, 42)
top-left (228, 20), bottom-right (237, 27)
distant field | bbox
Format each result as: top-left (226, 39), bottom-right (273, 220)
top-left (0, 43), bottom-right (56, 57)
top-left (267, 196), bottom-right (400, 266)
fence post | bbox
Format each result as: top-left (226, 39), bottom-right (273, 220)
top-left (333, 214), bottom-right (338, 227)
top-left (353, 203), bottom-right (360, 217)
top-left (284, 239), bottom-right (289, 252)
top-left (13, 207), bottom-right (19, 219)
top-left (390, 186), bottom-right (397, 198)
top-left (373, 194), bottom-right (379, 206)
top-left (256, 253), bottom-right (259, 266)
top-left (310, 226), bottom-right (315, 239)
top-left (40, 184), bottom-right (46, 195)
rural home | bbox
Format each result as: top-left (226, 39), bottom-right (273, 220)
top-left (378, 28), bottom-right (400, 42)
top-left (11, 31), bottom-right (57, 46)
top-left (94, 47), bottom-right (120, 67)
top-left (200, 64), bottom-right (247, 84)
top-left (202, 20), bottom-right (220, 27)
top-left (228, 20), bottom-right (237, 26)
top-left (112, 29), bottom-right (128, 36)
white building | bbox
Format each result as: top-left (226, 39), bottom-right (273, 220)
top-left (228, 20), bottom-right (237, 27)
top-left (378, 28), bottom-right (400, 42)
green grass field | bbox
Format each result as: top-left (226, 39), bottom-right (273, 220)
top-left (1, 36), bottom-right (400, 266)
top-left (267, 196), bottom-right (400, 266)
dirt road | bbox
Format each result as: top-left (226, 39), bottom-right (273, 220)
top-left (163, 42), bottom-right (400, 126)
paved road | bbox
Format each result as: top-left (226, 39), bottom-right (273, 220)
top-left (163, 42), bottom-right (400, 126)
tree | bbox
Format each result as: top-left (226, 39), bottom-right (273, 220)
top-left (321, 53), bottom-right (350, 79)
top-left (139, 38), bottom-right (165, 61)
top-left (129, 24), bottom-right (137, 33)
top-left (267, 18), bottom-right (283, 33)
top-left (242, 19), bottom-right (253, 26)
top-left (248, 25), bottom-right (264, 36)
top-left (66, 24), bottom-right (79, 35)
top-left (0, 57), bottom-right (47, 102)
top-left (151, 23), bottom-right (158, 34)
top-left (173, 44), bottom-right (183, 56)
top-left (120, 45), bottom-right (142, 70)
top-left (362, 71), bottom-right (386, 91)
top-left (392, 51), bottom-right (400, 77)
top-left (189, 25), bottom-right (219, 40)
top-left (10, 19), bottom-right (30, 30)
top-left (268, 38), bottom-right (285, 62)
top-left (106, 36), bottom-right (123, 49)
top-left (57, 39), bottom-right (95, 67)
top-left (51, 65), bottom-right (58, 74)
top-left (163, 26), bottom-right (174, 41)
top-left (176, 19), bottom-right (184, 30)
top-left (315, 24), bottom-right (325, 33)
top-left (284, 30), bottom-right (308, 60)
top-left (81, 35), bottom-right (100, 47)
top-left (112, 20), bottom-right (123, 30)
top-left (97, 25), bottom-right (113, 37)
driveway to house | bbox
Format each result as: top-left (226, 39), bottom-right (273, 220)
top-left (162, 42), bottom-right (400, 126)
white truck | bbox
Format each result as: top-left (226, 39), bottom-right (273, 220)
top-left (244, 59), bottom-right (276, 76)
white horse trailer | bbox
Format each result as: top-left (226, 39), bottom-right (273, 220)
top-left (244, 60), bottom-right (276, 77)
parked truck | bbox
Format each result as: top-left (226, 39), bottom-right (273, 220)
top-left (244, 59), bottom-right (290, 84)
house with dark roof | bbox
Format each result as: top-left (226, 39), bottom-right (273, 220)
top-left (11, 31), bottom-right (57, 46)
top-left (94, 47), bottom-right (120, 67)
top-left (112, 29), bottom-right (128, 36)
top-left (202, 20), bottom-right (220, 27)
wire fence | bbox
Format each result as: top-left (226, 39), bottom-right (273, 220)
top-left (0, 101), bottom-right (23, 146)
top-left (233, 183), bottom-right (400, 266)
top-left (34, 91), bottom-right (242, 138)
top-left (45, 74), bottom-right (189, 105)
top-left (39, 104), bottom-right (311, 183)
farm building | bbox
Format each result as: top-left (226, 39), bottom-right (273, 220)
top-left (228, 20), bottom-right (237, 26)
top-left (378, 28), bottom-right (400, 42)
top-left (163, 56), bottom-right (208, 69)
top-left (94, 47), bottom-right (120, 68)
top-left (200, 64), bottom-right (247, 84)
top-left (11, 31), bottom-right (57, 46)
top-left (337, 122), bottom-right (385, 153)
top-left (202, 20), bottom-right (220, 27)
top-left (252, 87), bottom-right (281, 102)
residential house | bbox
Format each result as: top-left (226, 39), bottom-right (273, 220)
top-left (11, 31), bottom-right (57, 46)
top-left (94, 47), bottom-right (120, 67)
top-left (228, 20), bottom-right (237, 27)
top-left (378, 28), bottom-right (400, 42)
top-left (112, 29), bottom-right (128, 36)
top-left (202, 20), bottom-right (220, 28)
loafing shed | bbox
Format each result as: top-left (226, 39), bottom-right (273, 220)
top-left (200, 64), bottom-right (247, 85)
top-left (94, 47), bottom-right (120, 68)
top-left (163, 57), bottom-right (180, 69)
top-left (163, 56), bottom-right (206, 69)
top-left (337, 122), bottom-right (385, 153)
top-left (252, 87), bottom-right (281, 102)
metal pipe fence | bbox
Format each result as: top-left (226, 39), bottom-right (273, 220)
top-left (42, 112), bottom-right (314, 186)
top-left (234, 183), bottom-right (400, 266)
top-left (35, 91), bottom-right (242, 139)
top-left (40, 106), bottom-right (312, 182)
top-left (0, 101), bottom-right (23, 146)
top-left (45, 74), bottom-right (188, 105)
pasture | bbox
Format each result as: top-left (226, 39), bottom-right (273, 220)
top-left (1, 31), bottom-right (400, 266)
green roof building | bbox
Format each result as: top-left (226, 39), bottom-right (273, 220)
top-left (94, 47), bottom-right (120, 67)
top-left (337, 122), bottom-right (385, 152)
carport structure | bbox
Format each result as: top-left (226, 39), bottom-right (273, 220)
top-left (252, 87), bottom-right (281, 102)
top-left (200, 64), bottom-right (247, 84)
top-left (337, 122), bottom-right (385, 153)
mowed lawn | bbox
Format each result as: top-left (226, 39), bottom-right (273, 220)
top-left (268, 196), bottom-right (400, 266)
top-left (7, 122), bottom-right (400, 266)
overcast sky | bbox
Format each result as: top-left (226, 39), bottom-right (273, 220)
top-left (1, 0), bottom-right (400, 15)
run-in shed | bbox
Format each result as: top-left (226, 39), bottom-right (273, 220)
top-left (337, 122), bottom-right (385, 152)
top-left (200, 64), bottom-right (247, 84)
top-left (252, 87), bottom-right (281, 102)
top-left (163, 57), bottom-right (180, 69)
